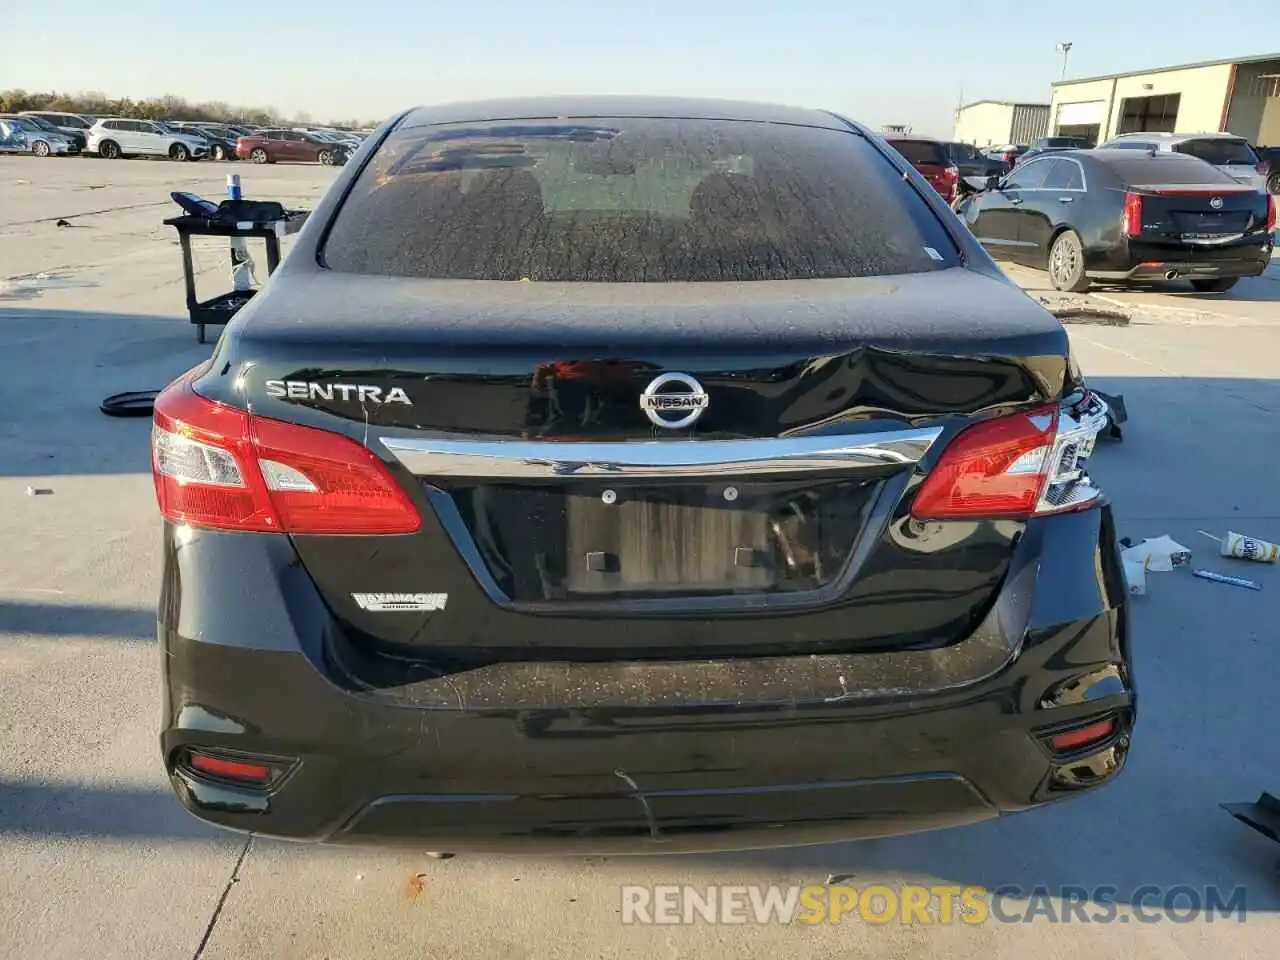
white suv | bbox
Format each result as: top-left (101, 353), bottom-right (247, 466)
top-left (87, 118), bottom-right (208, 161)
top-left (1097, 132), bottom-right (1268, 191)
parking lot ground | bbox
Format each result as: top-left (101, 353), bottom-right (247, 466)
top-left (3, 155), bottom-right (1280, 959)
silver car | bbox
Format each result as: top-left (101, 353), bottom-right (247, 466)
top-left (1096, 132), bottom-right (1268, 191)
top-left (0, 116), bottom-right (73, 156)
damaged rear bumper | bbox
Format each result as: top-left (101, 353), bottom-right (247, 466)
top-left (160, 504), bottom-right (1134, 853)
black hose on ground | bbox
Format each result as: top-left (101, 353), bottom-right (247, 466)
top-left (100, 390), bottom-right (159, 417)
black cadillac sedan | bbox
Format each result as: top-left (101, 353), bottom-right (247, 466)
top-left (960, 148), bottom-right (1276, 292)
top-left (153, 96), bottom-right (1131, 853)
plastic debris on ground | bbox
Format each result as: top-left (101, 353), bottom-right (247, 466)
top-left (1192, 570), bottom-right (1262, 591)
top-left (1119, 536), bottom-right (1191, 572)
top-left (1118, 535), bottom-right (1192, 596)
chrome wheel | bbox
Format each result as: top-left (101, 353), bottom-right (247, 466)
top-left (33, 140), bottom-right (51, 158)
top-left (318, 150), bottom-right (333, 166)
top-left (1048, 231), bottom-right (1088, 292)
top-left (251, 148), bottom-right (268, 164)
top-left (170, 143), bottom-right (190, 162)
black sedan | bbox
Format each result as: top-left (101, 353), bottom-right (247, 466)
top-left (943, 140), bottom-right (1004, 178)
top-left (151, 96), bottom-right (1130, 854)
top-left (959, 149), bottom-right (1276, 292)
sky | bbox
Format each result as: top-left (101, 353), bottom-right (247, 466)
top-left (4, 1), bottom-right (1277, 136)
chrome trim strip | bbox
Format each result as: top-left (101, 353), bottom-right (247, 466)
top-left (381, 428), bottom-right (944, 479)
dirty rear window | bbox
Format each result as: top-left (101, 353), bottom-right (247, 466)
top-left (1106, 155), bottom-right (1238, 186)
top-left (1174, 138), bottom-right (1258, 166)
top-left (321, 118), bottom-right (958, 282)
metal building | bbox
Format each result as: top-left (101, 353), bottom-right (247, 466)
top-left (1050, 52), bottom-right (1280, 146)
top-left (952, 101), bottom-right (1050, 147)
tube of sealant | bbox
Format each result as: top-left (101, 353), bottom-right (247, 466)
top-left (1193, 569), bottom-right (1262, 590)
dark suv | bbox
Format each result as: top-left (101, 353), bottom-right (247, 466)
top-left (154, 96), bottom-right (1133, 853)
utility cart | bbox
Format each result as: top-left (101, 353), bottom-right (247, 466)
top-left (165, 207), bottom-right (310, 343)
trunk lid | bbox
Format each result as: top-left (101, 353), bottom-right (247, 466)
top-left (1129, 185), bottom-right (1271, 246)
top-left (202, 267), bottom-right (1072, 661)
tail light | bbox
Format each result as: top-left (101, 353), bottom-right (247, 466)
top-left (1122, 192), bottom-right (1143, 237)
top-left (152, 371), bottom-right (420, 534)
top-left (1256, 159), bottom-right (1270, 176)
top-left (945, 164), bottom-right (960, 180)
top-left (910, 398), bottom-right (1107, 521)
top-left (1268, 194), bottom-right (1277, 234)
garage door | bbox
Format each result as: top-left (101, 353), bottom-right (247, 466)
top-left (1056, 101), bottom-right (1107, 127)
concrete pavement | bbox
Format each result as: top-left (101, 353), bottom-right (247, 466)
top-left (2, 155), bottom-right (1279, 959)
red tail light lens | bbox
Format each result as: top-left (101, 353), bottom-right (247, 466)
top-left (910, 407), bottom-right (1059, 520)
top-left (1048, 717), bottom-right (1116, 753)
top-left (1268, 194), bottom-right (1277, 234)
top-left (1122, 192), bottom-right (1143, 237)
top-left (152, 371), bottom-right (420, 534)
top-left (187, 752), bottom-right (274, 784)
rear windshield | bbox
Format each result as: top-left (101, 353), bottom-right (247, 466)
top-left (1107, 155), bottom-right (1237, 186)
top-left (322, 118), bottom-right (958, 282)
top-left (888, 139), bottom-right (947, 165)
top-left (1174, 138), bottom-right (1259, 166)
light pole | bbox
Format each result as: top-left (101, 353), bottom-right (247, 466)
top-left (1056, 42), bottom-right (1073, 81)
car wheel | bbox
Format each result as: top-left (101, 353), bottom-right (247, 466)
top-left (213, 145), bottom-right (227, 161)
top-left (251, 148), bottom-right (269, 164)
top-left (1189, 277), bottom-right (1239, 293)
top-left (169, 143), bottom-right (191, 162)
top-left (1268, 172), bottom-right (1280, 196)
top-left (98, 139), bottom-right (121, 160)
top-left (1048, 230), bottom-right (1090, 292)
top-left (33, 140), bottom-right (51, 158)
top-left (317, 150), bottom-right (333, 166)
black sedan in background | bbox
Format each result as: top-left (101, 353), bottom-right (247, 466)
top-left (943, 141), bottom-right (1005, 178)
top-left (959, 149), bottom-right (1276, 292)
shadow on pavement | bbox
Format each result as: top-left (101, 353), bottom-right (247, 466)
top-left (0, 779), bottom-right (217, 840)
top-left (0, 601), bottom-right (155, 641)
top-left (0, 307), bottom-right (210, 478)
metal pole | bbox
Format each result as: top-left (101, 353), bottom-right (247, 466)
top-left (1056, 42), bottom-right (1073, 82)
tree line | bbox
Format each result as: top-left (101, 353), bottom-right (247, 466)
top-left (0, 89), bottom-right (377, 130)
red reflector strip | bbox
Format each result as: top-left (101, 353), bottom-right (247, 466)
top-left (1049, 717), bottom-right (1116, 753)
top-left (188, 752), bottom-right (274, 783)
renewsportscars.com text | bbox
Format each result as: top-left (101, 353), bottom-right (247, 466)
top-left (620, 884), bottom-right (1249, 925)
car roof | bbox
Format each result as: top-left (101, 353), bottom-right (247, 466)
top-left (1106, 131), bottom-right (1248, 142)
top-left (1088, 148), bottom-right (1215, 167)
top-left (886, 135), bottom-right (942, 143)
top-left (397, 96), bottom-right (850, 131)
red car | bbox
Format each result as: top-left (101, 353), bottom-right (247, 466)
top-left (886, 137), bottom-right (959, 204)
top-left (234, 129), bottom-right (349, 165)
